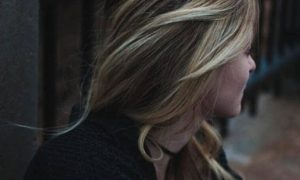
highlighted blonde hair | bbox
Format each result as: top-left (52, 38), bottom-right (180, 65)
top-left (72, 0), bottom-right (259, 179)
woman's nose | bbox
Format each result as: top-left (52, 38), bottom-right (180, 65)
top-left (249, 56), bottom-right (256, 73)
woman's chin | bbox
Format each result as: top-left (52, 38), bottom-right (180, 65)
top-left (216, 104), bottom-right (242, 118)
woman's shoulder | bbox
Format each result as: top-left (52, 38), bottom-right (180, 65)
top-left (23, 119), bottom-right (146, 180)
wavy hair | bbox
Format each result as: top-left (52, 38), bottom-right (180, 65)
top-left (69, 0), bottom-right (259, 179)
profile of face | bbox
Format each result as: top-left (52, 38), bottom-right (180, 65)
top-left (206, 51), bottom-right (256, 118)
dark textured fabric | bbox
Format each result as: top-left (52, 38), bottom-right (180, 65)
top-left (24, 110), bottom-right (242, 180)
top-left (24, 111), bottom-right (156, 180)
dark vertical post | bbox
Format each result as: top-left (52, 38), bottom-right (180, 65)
top-left (40, 0), bottom-right (58, 141)
top-left (266, 0), bottom-right (277, 63)
top-left (272, 0), bottom-right (283, 97)
top-left (81, 0), bottom-right (96, 97)
top-left (297, 1), bottom-right (300, 43)
top-left (278, 0), bottom-right (287, 53)
top-left (290, 0), bottom-right (299, 46)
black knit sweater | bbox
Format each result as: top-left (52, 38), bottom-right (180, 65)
top-left (24, 111), bottom-right (242, 180)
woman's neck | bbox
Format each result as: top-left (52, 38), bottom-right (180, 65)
top-left (146, 110), bottom-right (203, 180)
top-left (150, 110), bottom-right (201, 153)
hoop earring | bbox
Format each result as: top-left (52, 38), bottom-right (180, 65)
top-left (138, 125), bottom-right (164, 162)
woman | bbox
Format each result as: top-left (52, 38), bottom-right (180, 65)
top-left (24, 0), bottom-right (258, 179)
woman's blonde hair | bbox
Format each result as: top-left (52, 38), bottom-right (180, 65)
top-left (68, 0), bottom-right (259, 179)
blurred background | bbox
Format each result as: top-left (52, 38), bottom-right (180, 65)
top-left (0, 0), bottom-right (299, 179)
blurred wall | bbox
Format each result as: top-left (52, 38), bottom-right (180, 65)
top-left (0, 0), bottom-right (39, 180)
